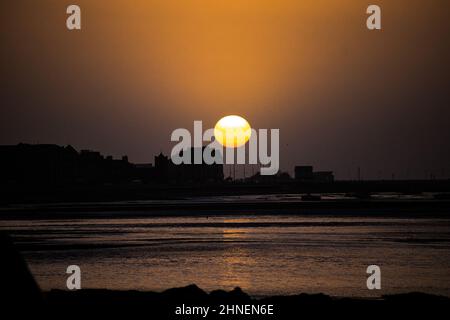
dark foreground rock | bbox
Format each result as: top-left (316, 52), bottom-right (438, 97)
top-left (34, 286), bottom-right (449, 319)
top-left (1, 232), bottom-right (449, 319)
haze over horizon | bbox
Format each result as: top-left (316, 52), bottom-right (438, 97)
top-left (1, 0), bottom-right (449, 179)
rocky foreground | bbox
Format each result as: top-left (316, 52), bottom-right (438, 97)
top-left (33, 285), bottom-right (448, 319)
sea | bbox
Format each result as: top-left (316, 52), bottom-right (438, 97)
top-left (1, 194), bottom-right (450, 298)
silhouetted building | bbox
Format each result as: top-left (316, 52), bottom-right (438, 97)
top-left (313, 171), bottom-right (334, 183)
top-left (0, 144), bottom-right (224, 186)
top-left (0, 143), bottom-right (79, 185)
top-left (174, 147), bottom-right (223, 183)
top-left (247, 171), bottom-right (292, 184)
top-left (155, 147), bottom-right (224, 184)
top-left (133, 163), bottom-right (155, 183)
top-left (155, 152), bottom-right (170, 183)
top-left (78, 149), bottom-right (133, 183)
top-left (295, 165), bottom-right (334, 183)
top-left (0, 144), bottom-right (134, 185)
top-left (295, 166), bottom-right (314, 181)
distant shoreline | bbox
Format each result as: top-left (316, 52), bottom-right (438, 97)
top-left (2, 179), bottom-right (450, 205)
top-left (1, 198), bottom-right (450, 220)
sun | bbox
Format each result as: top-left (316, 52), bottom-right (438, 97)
top-left (214, 115), bottom-right (252, 148)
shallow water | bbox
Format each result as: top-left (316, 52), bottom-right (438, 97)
top-left (1, 214), bottom-right (450, 297)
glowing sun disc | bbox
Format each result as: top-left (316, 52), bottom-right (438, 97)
top-left (214, 115), bottom-right (251, 148)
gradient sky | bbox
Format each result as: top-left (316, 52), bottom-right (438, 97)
top-left (1, 0), bottom-right (449, 179)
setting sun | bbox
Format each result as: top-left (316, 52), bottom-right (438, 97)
top-left (214, 115), bottom-right (252, 148)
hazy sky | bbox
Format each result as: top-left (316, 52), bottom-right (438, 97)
top-left (1, 0), bottom-right (449, 179)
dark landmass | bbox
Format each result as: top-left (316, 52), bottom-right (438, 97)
top-left (2, 179), bottom-right (450, 206)
top-left (31, 285), bottom-right (450, 319)
top-left (1, 143), bottom-right (449, 210)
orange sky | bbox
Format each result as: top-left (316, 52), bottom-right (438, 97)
top-left (1, 0), bottom-right (449, 178)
